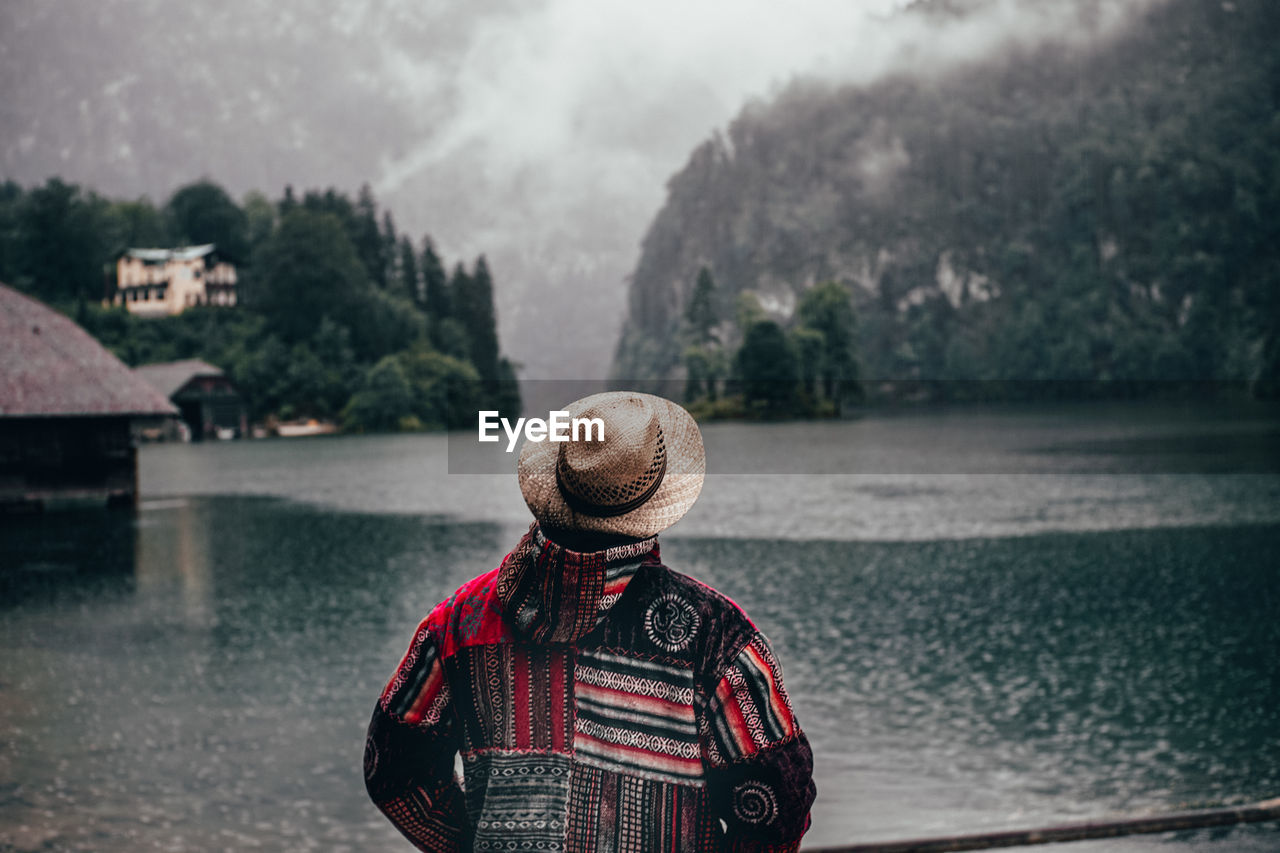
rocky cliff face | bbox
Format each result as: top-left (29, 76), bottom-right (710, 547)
top-left (613, 0), bottom-right (1280, 391)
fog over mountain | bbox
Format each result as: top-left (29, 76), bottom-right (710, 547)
top-left (1, 0), bottom-right (1160, 379)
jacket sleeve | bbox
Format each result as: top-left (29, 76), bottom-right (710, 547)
top-left (702, 632), bottom-right (816, 853)
top-left (365, 620), bottom-right (471, 851)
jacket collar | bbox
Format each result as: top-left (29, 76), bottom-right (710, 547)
top-left (496, 522), bottom-right (660, 643)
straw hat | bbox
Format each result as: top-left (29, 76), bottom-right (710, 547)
top-left (517, 391), bottom-right (705, 538)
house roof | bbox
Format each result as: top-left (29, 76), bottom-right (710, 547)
top-left (124, 244), bottom-right (217, 263)
top-left (134, 359), bottom-right (228, 399)
top-left (0, 283), bottom-right (178, 418)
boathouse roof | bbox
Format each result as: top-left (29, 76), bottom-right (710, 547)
top-left (135, 359), bottom-right (228, 399)
top-left (0, 283), bottom-right (178, 418)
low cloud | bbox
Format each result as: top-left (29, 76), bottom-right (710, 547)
top-left (0, 0), bottom-right (1166, 379)
top-left (366, 0), bottom-right (1163, 377)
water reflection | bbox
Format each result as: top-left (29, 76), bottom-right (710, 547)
top-left (2, 498), bottom-right (1277, 850)
top-left (133, 499), bottom-right (215, 628)
top-left (1, 508), bottom-right (136, 607)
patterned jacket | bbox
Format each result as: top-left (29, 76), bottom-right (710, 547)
top-left (365, 523), bottom-right (816, 851)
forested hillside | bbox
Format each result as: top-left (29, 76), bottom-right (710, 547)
top-left (0, 180), bottom-right (520, 429)
top-left (614, 0), bottom-right (1280, 398)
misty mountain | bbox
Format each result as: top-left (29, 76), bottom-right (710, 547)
top-left (3, 0), bottom-right (1174, 386)
top-left (613, 0), bottom-right (1280, 392)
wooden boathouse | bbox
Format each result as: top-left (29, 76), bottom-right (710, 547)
top-left (135, 359), bottom-right (247, 441)
top-left (0, 283), bottom-right (177, 510)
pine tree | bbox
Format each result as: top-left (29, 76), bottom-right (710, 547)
top-left (397, 235), bottom-right (419, 304)
top-left (464, 255), bottom-right (501, 383)
top-left (422, 238), bottom-right (449, 319)
top-left (449, 261), bottom-right (469, 317)
top-left (796, 281), bottom-right (861, 402)
top-left (354, 184), bottom-right (385, 289)
top-left (735, 320), bottom-right (798, 413)
top-left (495, 356), bottom-right (523, 421)
top-left (381, 211), bottom-right (398, 293)
top-left (685, 266), bottom-right (718, 344)
top-left (166, 180), bottom-right (249, 259)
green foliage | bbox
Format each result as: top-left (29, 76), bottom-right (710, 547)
top-left (380, 211), bottom-right (399, 292)
top-left (166, 180), bottom-right (249, 260)
top-left (242, 191), bottom-right (277, 255)
top-left (679, 279), bottom-right (859, 417)
top-left (734, 320), bottom-right (798, 413)
top-left (348, 289), bottom-right (428, 362)
top-left (789, 326), bottom-right (824, 399)
top-left (397, 236), bottom-right (419, 304)
top-left (396, 344), bottom-right (482, 429)
top-left (683, 346), bottom-right (711, 403)
top-left (492, 357), bottom-right (523, 421)
top-left (685, 267), bottom-right (718, 344)
top-left (340, 344), bottom-right (485, 432)
top-left (434, 317), bottom-right (472, 361)
top-left (452, 256), bottom-right (501, 382)
top-left (249, 207), bottom-right (371, 346)
top-left (684, 394), bottom-right (749, 421)
top-left (104, 198), bottom-right (168, 250)
top-left (1, 177), bottom-right (521, 430)
top-left (4, 178), bottom-right (112, 304)
top-left (422, 238), bottom-right (450, 331)
top-left (342, 356), bottom-right (416, 432)
top-left (734, 292), bottom-right (766, 333)
top-left (796, 280), bottom-right (861, 402)
top-left (353, 184), bottom-right (385, 290)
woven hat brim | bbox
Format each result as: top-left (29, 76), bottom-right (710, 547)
top-left (517, 392), bottom-right (705, 538)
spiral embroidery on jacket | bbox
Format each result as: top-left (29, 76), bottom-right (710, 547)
top-left (732, 780), bottom-right (778, 825)
top-left (644, 593), bottom-right (701, 652)
top-left (363, 733), bottom-right (379, 783)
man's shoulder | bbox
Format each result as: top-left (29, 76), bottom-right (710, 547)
top-left (421, 566), bottom-right (508, 657)
top-left (642, 563), bottom-right (756, 629)
top-left (603, 562), bottom-right (760, 671)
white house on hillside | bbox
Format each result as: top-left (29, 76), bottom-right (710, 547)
top-left (113, 244), bottom-right (237, 316)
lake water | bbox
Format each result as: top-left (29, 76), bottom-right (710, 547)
top-left (3, 402), bottom-right (1279, 851)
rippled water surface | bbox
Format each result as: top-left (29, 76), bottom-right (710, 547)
top-left (3, 405), bottom-right (1279, 851)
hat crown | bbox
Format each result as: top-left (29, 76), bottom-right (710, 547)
top-left (518, 390), bottom-right (704, 538)
top-left (555, 398), bottom-right (666, 516)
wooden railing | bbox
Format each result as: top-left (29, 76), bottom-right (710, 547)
top-left (809, 797), bottom-right (1280, 852)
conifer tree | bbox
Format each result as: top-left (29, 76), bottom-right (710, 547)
top-left (686, 266), bottom-right (718, 344)
top-left (448, 260), bottom-right (469, 317)
top-left (354, 184), bottom-right (385, 289)
top-left (463, 255), bottom-right (500, 383)
top-left (166, 180), bottom-right (249, 259)
top-left (381, 211), bottom-right (398, 293)
top-left (422, 239), bottom-right (448, 316)
top-left (735, 320), bottom-right (797, 412)
top-left (796, 281), bottom-right (860, 402)
top-left (398, 235), bottom-right (419, 304)
top-left (495, 356), bottom-right (523, 420)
